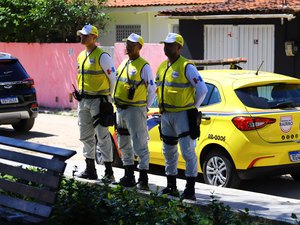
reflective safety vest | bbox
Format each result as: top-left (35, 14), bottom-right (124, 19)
top-left (114, 57), bottom-right (148, 107)
top-left (156, 56), bottom-right (195, 112)
top-left (77, 47), bottom-right (110, 96)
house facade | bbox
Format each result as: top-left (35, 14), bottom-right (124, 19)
top-left (103, 0), bottom-right (300, 78)
top-left (98, 8), bottom-right (178, 46)
top-left (99, 0), bottom-right (215, 46)
top-left (157, 0), bottom-right (300, 77)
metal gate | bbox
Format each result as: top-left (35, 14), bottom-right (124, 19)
top-left (204, 25), bottom-right (274, 72)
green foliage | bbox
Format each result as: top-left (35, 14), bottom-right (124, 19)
top-left (0, 166), bottom-right (47, 200)
top-left (0, 0), bottom-right (110, 43)
top-left (49, 177), bottom-right (278, 225)
top-left (50, 178), bottom-right (207, 225)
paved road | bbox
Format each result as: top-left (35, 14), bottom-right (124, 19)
top-left (1, 113), bottom-right (300, 224)
top-left (0, 113), bottom-right (81, 156)
top-left (0, 113), bottom-right (299, 199)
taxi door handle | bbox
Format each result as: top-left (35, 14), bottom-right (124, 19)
top-left (201, 114), bottom-right (211, 120)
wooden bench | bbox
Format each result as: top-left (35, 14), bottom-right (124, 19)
top-left (0, 136), bottom-right (76, 224)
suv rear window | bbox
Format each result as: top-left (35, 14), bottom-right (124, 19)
top-left (0, 59), bottom-right (29, 82)
top-left (235, 83), bottom-right (300, 109)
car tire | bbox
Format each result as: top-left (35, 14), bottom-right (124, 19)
top-left (290, 172), bottom-right (300, 181)
top-left (12, 118), bottom-right (35, 132)
top-left (95, 134), bottom-right (122, 167)
top-left (203, 149), bottom-right (240, 188)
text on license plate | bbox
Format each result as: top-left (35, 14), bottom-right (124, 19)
top-left (289, 151), bottom-right (300, 162)
top-left (0, 97), bottom-right (19, 104)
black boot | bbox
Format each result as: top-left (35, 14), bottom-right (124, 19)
top-left (180, 177), bottom-right (196, 201)
top-left (115, 165), bottom-right (136, 187)
top-left (101, 162), bottom-right (115, 183)
top-left (161, 175), bottom-right (179, 197)
top-left (76, 158), bottom-right (98, 180)
top-left (136, 170), bottom-right (149, 190)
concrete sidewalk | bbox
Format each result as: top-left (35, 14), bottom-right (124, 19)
top-left (64, 160), bottom-right (300, 225)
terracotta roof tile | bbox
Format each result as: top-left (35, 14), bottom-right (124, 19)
top-left (158, 0), bottom-right (300, 15)
top-left (105, 0), bottom-right (223, 7)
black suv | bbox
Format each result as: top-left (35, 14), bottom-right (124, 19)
top-left (0, 52), bottom-right (38, 132)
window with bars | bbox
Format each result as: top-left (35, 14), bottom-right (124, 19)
top-left (116, 25), bottom-right (141, 42)
top-left (172, 24), bottom-right (179, 34)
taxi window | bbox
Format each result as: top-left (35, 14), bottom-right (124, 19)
top-left (150, 83), bottom-right (222, 107)
top-left (201, 83), bottom-right (221, 106)
top-left (235, 83), bottom-right (300, 109)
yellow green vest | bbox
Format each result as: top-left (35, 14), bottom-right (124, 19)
top-left (114, 57), bottom-right (148, 106)
top-left (77, 47), bottom-right (110, 96)
top-left (156, 56), bottom-right (195, 112)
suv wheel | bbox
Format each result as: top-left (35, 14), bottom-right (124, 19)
top-left (12, 118), bottom-right (35, 132)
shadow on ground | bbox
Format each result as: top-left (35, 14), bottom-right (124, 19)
top-left (0, 127), bottom-right (54, 141)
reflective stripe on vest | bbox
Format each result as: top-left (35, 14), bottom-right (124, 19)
top-left (114, 57), bottom-right (148, 107)
top-left (156, 56), bottom-right (195, 112)
top-left (77, 47), bottom-right (110, 96)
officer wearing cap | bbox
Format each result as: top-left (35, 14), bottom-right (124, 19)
top-left (156, 33), bottom-right (207, 200)
top-left (113, 33), bottom-right (156, 190)
top-left (75, 24), bottom-right (117, 182)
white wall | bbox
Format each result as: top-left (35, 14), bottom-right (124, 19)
top-left (99, 11), bottom-right (178, 46)
top-left (204, 25), bottom-right (275, 72)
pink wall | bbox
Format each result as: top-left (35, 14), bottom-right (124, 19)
top-left (114, 43), bottom-right (166, 74)
top-left (0, 43), bottom-right (166, 109)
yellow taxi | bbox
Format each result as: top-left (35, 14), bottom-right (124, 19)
top-left (101, 58), bottom-right (300, 188)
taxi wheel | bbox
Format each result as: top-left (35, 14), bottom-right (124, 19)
top-left (290, 172), bottom-right (300, 181)
top-left (95, 135), bottom-right (122, 167)
top-left (203, 150), bottom-right (240, 188)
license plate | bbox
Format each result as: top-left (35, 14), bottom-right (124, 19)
top-left (0, 97), bottom-right (19, 104)
top-left (289, 151), bottom-right (300, 162)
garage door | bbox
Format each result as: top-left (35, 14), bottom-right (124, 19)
top-left (204, 25), bottom-right (274, 72)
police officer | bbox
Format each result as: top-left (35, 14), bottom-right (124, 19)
top-left (113, 33), bottom-right (156, 190)
top-left (156, 33), bottom-right (207, 200)
top-left (75, 24), bottom-right (117, 181)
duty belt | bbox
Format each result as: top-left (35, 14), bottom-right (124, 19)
top-left (115, 103), bottom-right (129, 109)
top-left (82, 94), bottom-right (107, 99)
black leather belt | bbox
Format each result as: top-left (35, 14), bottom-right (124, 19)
top-left (115, 103), bottom-right (129, 109)
top-left (82, 94), bottom-right (106, 99)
